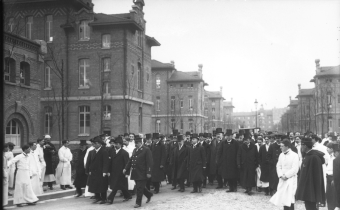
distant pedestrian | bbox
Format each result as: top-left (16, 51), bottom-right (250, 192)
top-left (55, 140), bottom-right (73, 190)
top-left (83, 139), bottom-right (95, 198)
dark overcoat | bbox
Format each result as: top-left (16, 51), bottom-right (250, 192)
top-left (258, 144), bottom-right (270, 182)
top-left (150, 141), bottom-right (166, 182)
top-left (217, 139), bottom-right (239, 179)
top-left (237, 143), bottom-right (258, 188)
top-left (164, 142), bottom-right (173, 181)
top-left (188, 144), bottom-right (206, 182)
top-left (108, 147), bottom-right (129, 190)
top-left (125, 145), bottom-right (153, 181)
top-left (85, 147), bottom-right (109, 193)
top-left (73, 147), bottom-right (88, 188)
top-left (208, 139), bottom-right (218, 175)
top-left (170, 143), bottom-right (189, 179)
top-left (43, 142), bottom-right (56, 175)
top-left (296, 150), bottom-right (325, 203)
top-left (201, 141), bottom-right (210, 177)
top-left (333, 154), bottom-right (340, 208)
top-left (267, 142), bottom-right (281, 190)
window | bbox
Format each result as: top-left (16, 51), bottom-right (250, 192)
top-left (79, 106), bottom-right (90, 134)
top-left (156, 96), bottom-right (160, 111)
top-left (46, 15), bottom-right (53, 42)
top-left (189, 119), bottom-right (193, 132)
top-left (212, 122), bottom-right (216, 128)
top-left (103, 58), bottom-right (110, 71)
top-left (156, 74), bottom-right (160, 89)
top-left (45, 66), bottom-right (51, 88)
top-left (103, 82), bottom-right (109, 94)
top-left (204, 108), bottom-right (208, 116)
top-left (131, 64), bottom-right (135, 75)
top-left (102, 34), bottom-right (111, 48)
top-left (327, 93), bottom-right (332, 104)
top-left (156, 120), bottom-right (161, 133)
top-left (26, 16), bottom-right (33, 39)
top-left (180, 99), bottom-right (184, 108)
top-left (8, 17), bottom-right (14, 32)
top-left (170, 84), bottom-right (173, 88)
top-left (212, 108), bottom-right (215, 113)
top-left (171, 96), bottom-right (175, 111)
top-left (338, 95), bottom-right (340, 103)
top-left (5, 120), bottom-right (21, 148)
top-left (136, 30), bottom-right (142, 47)
top-left (188, 84), bottom-right (193, 88)
top-left (137, 62), bottom-right (142, 90)
top-left (4, 57), bottom-right (15, 82)
top-left (180, 119), bottom-right (184, 130)
top-left (138, 107), bottom-right (142, 132)
top-left (211, 100), bottom-right (215, 106)
top-left (79, 20), bottom-right (90, 40)
top-left (44, 107), bottom-right (52, 135)
top-left (79, 59), bottom-right (89, 87)
top-left (20, 62), bottom-right (30, 86)
top-left (212, 115), bottom-right (215, 120)
top-left (103, 105), bottom-right (111, 120)
top-left (146, 73), bottom-right (150, 83)
top-left (189, 97), bottom-right (193, 110)
top-left (171, 119), bottom-right (176, 129)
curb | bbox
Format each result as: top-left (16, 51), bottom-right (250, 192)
top-left (6, 188), bottom-right (84, 207)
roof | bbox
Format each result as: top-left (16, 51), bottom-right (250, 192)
top-left (4, 0), bottom-right (91, 9)
top-left (315, 65), bottom-right (340, 77)
top-left (296, 88), bottom-right (314, 98)
top-left (205, 90), bottom-right (222, 99)
top-left (288, 100), bottom-right (298, 107)
top-left (168, 71), bottom-right (203, 83)
top-left (223, 101), bottom-right (235, 108)
top-left (89, 13), bottom-right (142, 30)
top-left (145, 35), bottom-right (161, 47)
top-left (151, 60), bottom-right (174, 69)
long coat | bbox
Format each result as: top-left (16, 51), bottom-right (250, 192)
top-left (150, 141), bottom-right (166, 182)
top-left (108, 148), bottom-right (129, 190)
top-left (334, 154), bottom-right (340, 208)
top-left (296, 150), bottom-right (326, 204)
top-left (237, 143), bottom-right (258, 188)
top-left (208, 138), bottom-right (218, 175)
top-left (44, 142), bottom-right (56, 175)
top-left (258, 144), bottom-right (271, 182)
top-left (267, 142), bottom-right (281, 190)
top-left (217, 139), bottom-right (239, 179)
top-left (125, 145), bottom-right (153, 181)
top-left (202, 142), bottom-right (211, 177)
top-left (73, 148), bottom-right (88, 188)
top-left (188, 144), bottom-right (206, 182)
top-left (164, 142), bottom-right (173, 181)
top-left (170, 143), bottom-right (189, 179)
top-left (85, 147), bottom-right (109, 193)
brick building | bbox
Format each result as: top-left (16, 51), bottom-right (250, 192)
top-left (233, 106), bottom-right (274, 131)
top-left (295, 85), bottom-right (316, 133)
top-left (204, 88), bottom-right (224, 132)
top-left (151, 60), bottom-right (207, 134)
top-left (4, 0), bottom-right (159, 144)
top-left (222, 100), bottom-right (235, 130)
top-left (4, 32), bottom-right (44, 152)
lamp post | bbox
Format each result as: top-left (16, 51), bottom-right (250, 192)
top-left (254, 99), bottom-right (258, 128)
top-left (226, 113), bottom-right (229, 129)
top-left (327, 103), bottom-right (332, 132)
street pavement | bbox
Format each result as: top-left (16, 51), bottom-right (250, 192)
top-left (5, 182), bottom-right (327, 210)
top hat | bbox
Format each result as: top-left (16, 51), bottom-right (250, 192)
top-left (153, 133), bottom-right (160, 139)
top-left (145, 133), bottom-right (152, 139)
top-left (225, 129), bottom-right (233, 136)
top-left (215, 128), bottom-right (223, 134)
top-left (114, 136), bottom-right (123, 145)
top-left (79, 140), bottom-right (88, 145)
top-left (173, 129), bottom-right (179, 136)
top-left (192, 133), bottom-right (198, 139)
top-left (199, 133), bottom-right (204, 137)
top-left (177, 135), bottom-right (184, 141)
top-left (185, 131), bottom-right (191, 136)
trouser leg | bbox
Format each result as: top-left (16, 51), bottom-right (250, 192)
top-left (178, 178), bottom-right (185, 190)
top-left (76, 187), bottom-right (82, 195)
top-left (216, 174), bottom-right (223, 187)
top-left (135, 180), bottom-right (150, 206)
top-left (152, 182), bottom-right (160, 192)
top-left (304, 201), bottom-right (317, 210)
top-left (146, 179), bottom-right (151, 191)
top-left (172, 178), bottom-right (178, 187)
top-left (107, 189), bottom-right (118, 201)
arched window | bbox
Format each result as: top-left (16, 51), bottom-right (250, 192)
top-left (79, 20), bottom-right (90, 40)
top-left (5, 120), bottom-right (21, 147)
top-left (4, 57), bottom-right (16, 82)
top-left (156, 74), bottom-right (160, 89)
top-left (103, 105), bottom-right (111, 120)
top-left (45, 106), bottom-right (52, 134)
top-left (20, 61), bottom-right (30, 86)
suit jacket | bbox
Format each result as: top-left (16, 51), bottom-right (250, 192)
top-left (188, 144), bottom-right (206, 182)
top-left (208, 138), bottom-right (218, 175)
top-left (150, 141), bottom-right (166, 182)
top-left (125, 145), bottom-right (153, 181)
top-left (73, 147), bottom-right (88, 188)
top-left (258, 144), bottom-right (271, 182)
top-left (237, 143), bottom-right (258, 188)
top-left (108, 147), bottom-right (129, 190)
top-left (217, 139), bottom-right (239, 179)
top-left (85, 146), bottom-right (109, 193)
top-left (170, 143), bottom-right (189, 179)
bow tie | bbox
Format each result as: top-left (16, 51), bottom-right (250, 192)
top-left (284, 151), bottom-right (289, 155)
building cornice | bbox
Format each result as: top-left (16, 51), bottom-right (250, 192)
top-left (152, 114), bottom-right (208, 119)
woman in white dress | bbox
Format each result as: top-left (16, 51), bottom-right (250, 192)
top-left (8, 145), bottom-right (39, 207)
top-left (55, 140), bottom-right (73, 189)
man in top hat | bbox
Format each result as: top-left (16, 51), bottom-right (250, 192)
top-left (149, 133), bottom-right (166, 194)
top-left (214, 128), bottom-right (225, 189)
top-left (144, 134), bottom-right (152, 149)
top-left (258, 135), bottom-right (271, 195)
top-left (188, 134), bottom-right (206, 193)
top-left (107, 137), bottom-right (132, 204)
top-left (267, 134), bottom-right (282, 195)
top-left (296, 137), bottom-right (326, 210)
top-left (170, 134), bottom-right (189, 192)
top-left (124, 136), bottom-right (153, 208)
top-left (205, 133), bottom-right (214, 185)
top-left (73, 140), bottom-right (89, 197)
top-left (164, 135), bottom-right (173, 185)
top-left (218, 128), bottom-right (239, 192)
top-left (184, 131), bottom-right (192, 146)
top-left (56, 140), bottom-right (73, 190)
top-left (86, 137), bottom-right (109, 204)
top-left (237, 132), bottom-right (258, 195)
top-left (333, 143), bottom-right (340, 210)
top-left (43, 135), bottom-right (56, 190)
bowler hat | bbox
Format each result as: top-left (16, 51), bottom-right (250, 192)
top-left (173, 130), bottom-right (179, 136)
top-left (114, 136), bottom-right (123, 145)
top-left (192, 133), bottom-right (198, 139)
top-left (185, 131), bottom-right (191, 136)
top-left (134, 136), bottom-right (143, 143)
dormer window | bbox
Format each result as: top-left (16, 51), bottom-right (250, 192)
top-left (102, 34), bottom-right (111, 48)
top-left (79, 20), bottom-right (90, 41)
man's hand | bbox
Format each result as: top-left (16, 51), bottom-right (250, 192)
top-left (147, 174), bottom-right (151, 178)
top-left (107, 173), bottom-right (110, 177)
top-left (123, 169), bottom-right (126, 174)
top-left (160, 165), bottom-right (164, 169)
top-left (103, 173), bottom-right (106, 177)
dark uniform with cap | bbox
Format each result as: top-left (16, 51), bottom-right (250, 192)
top-left (188, 134), bottom-right (206, 193)
top-left (124, 137), bottom-right (153, 208)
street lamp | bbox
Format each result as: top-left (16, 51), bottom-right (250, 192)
top-left (254, 99), bottom-right (258, 128)
top-left (226, 113), bottom-right (229, 129)
top-left (327, 103), bottom-right (332, 132)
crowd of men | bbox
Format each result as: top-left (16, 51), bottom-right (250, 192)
top-left (3, 129), bottom-right (340, 210)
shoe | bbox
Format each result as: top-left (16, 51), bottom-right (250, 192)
top-left (123, 197), bottom-right (132, 202)
top-left (106, 200), bottom-right (113, 204)
top-left (216, 186), bottom-right (223, 189)
top-left (99, 200), bottom-right (106, 204)
top-left (171, 187), bottom-right (176, 190)
top-left (146, 194), bottom-right (153, 203)
top-left (75, 194), bottom-right (82, 197)
top-left (27, 203), bottom-right (36, 205)
top-left (90, 196), bottom-right (96, 199)
top-left (66, 186), bottom-right (73, 189)
top-left (134, 204), bottom-right (141, 208)
top-left (190, 190), bottom-right (197, 193)
top-left (49, 186), bottom-right (54, 190)
top-left (247, 191), bottom-right (253, 196)
top-left (16, 204), bottom-right (23, 207)
top-left (226, 189), bottom-right (234, 193)
top-left (92, 199), bottom-right (101, 204)
top-left (198, 187), bottom-right (202, 193)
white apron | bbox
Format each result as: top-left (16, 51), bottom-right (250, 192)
top-left (3, 153), bottom-right (9, 206)
top-left (5, 152), bottom-right (15, 188)
top-left (55, 146), bottom-right (72, 185)
top-left (29, 151), bottom-right (43, 196)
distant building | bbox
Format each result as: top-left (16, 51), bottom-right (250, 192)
top-left (223, 100), bottom-right (235, 131)
top-left (204, 88), bottom-right (224, 132)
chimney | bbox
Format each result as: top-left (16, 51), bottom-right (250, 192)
top-left (220, 86), bottom-right (223, 94)
top-left (315, 59), bottom-right (320, 68)
top-left (289, 96), bottom-right (291, 102)
top-left (133, 0), bottom-right (145, 11)
top-left (170, 60), bottom-right (175, 67)
top-left (198, 64), bottom-right (203, 72)
top-left (298, 84), bottom-right (301, 91)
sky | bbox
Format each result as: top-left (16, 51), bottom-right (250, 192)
top-left (93, 0), bottom-right (340, 112)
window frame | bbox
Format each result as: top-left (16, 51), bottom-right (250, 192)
top-left (156, 74), bottom-right (161, 89)
top-left (79, 59), bottom-right (89, 88)
top-left (103, 105), bottom-right (111, 120)
top-left (171, 96), bottom-right (175, 111)
top-left (103, 57), bottom-right (111, 72)
top-left (44, 106), bottom-right (52, 135)
top-left (79, 106), bottom-right (90, 134)
top-left (46, 15), bottom-right (53, 42)
top-left (45, 65), bottom-right (51, 89)
top-left (102, 34), bottom-right (111, 48)
top-left (156, 119), bottom-right (161, 133)
top-left (79, 20), bottom-right (90, 41)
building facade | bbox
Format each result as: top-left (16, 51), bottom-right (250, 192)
top-left (233, 106), bottom-right (274, 131)
top-left (204, 88), bottom-right (224, 132)
top-left (4, 32), bottom-right (44, 152)
top-left (223, 100), bottom-right (235, 130)
top-left (4, 0), bottom-right (158, 145)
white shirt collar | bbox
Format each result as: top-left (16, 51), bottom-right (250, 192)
top-left (95, 146), bottom-right (102, 152)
